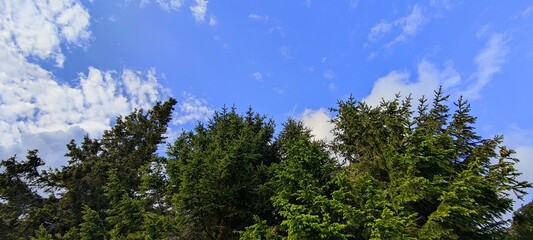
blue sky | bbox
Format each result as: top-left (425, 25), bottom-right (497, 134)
top-left (1, 0), bottom-right (533, 209)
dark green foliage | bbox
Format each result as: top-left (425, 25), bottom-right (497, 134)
top-left (168, 107), bottom-right (277, 239)
top-left (508, 200), bottom-right (533, 239)
top-left (0, 90), bottom-right (530, 239)
top-left (79, 205), bottom-right (106, 240)
top-left (0, 150), bottom-right (55, 239)
top-left (266, 120), bottom-right (351, 239)
top-left (330, 88), bottom-right (530, 239)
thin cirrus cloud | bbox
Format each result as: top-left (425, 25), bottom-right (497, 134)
top-left (363, 32), bottom-right (508, 105)
top-left (279, 45), bottom-right (293, 60)
top-left (367, 4), bottom-right (426, 49)
top-left (248, 13), bottom-right (284, 36)
top-left (138, 0), bottom-right (212, 24)
top-left (142, 0), bottom-right (184, 11)
top-left (461, 33), bottom-right (509, 99)
top-left (0, 0), bottom-right (213, 167)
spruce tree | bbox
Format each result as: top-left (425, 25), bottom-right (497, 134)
top-left (168, 107), bottom-right (277, 239)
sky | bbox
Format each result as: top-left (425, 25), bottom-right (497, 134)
top-left (1, 0), bottom-right (533, 210)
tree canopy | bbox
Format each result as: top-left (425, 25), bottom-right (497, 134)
top-left (1, 90), bottom-right (531, 239)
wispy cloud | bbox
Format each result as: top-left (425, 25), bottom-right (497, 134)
top-left (173, 93), bottom-right (214, 125)
top-left (248, 13), bottom-right (284, 36)
top-left (461, 33), bottom-right (509, 99)
top-left (209, 15), bottom-right (217, 26)
top-left (253, 72), bottom-right (263, 82)
top-left (190, 0), bottom-right (208, 23)
top-left (136, 0), bottom-right (215, 24)
top-left (323, 70), bottom-right (335, 79)
top-left (248, 13), bottom-right (266, 21)
top-left (518, 5), bottom-right (533, 19)
top-left (279, 45), bottom-right (293, 60)
top-left (364, 31), bottom-right (508, 105)
top-left (363, 60), bottom-right (460, 106)
top-left (152, 0), bottom-right (184, 11)
top-left (367, 4), bottom-right (426, 49)
top-left (368, 22), bottom-right (393, 42)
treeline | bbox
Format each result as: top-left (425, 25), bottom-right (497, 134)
top-left (1, 88), bottom-right (532, 239)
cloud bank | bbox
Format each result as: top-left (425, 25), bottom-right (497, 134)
top-left (0, 0), bottom-right (213, 167)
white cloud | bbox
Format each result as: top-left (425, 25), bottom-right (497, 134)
top-left (300, 108), bottom-right (334, 142)
top-left (368, 22), bottom-right (393, 42)
top-left (0, 61), bottom-right (172, 167)
top-left (0, 66), bottom-right (170, 146)
top-left (274, 87), bottom-right (285, 95)
top-left (279, 45), bottom-right (293, 60)
top-left (367, 4), bottom-right (426, 48)
top-left (0, 0), bottom-right (177, 168)
top-left (363, 60), bottom-right (460, 106)
top-left (139, 0), bottom-right (184, 11)
top-left (253, 72), bottom-right (263, 82)
top-left (509, 145), bottom-right (533, 212)
top-left (108, 15), bottom-right (118, 22)
top-left (209, 15), bottom-right (217, 26)
top-left (519, 5), bottom-right (533, 19)
top-left (248, 13), bottom-right (266, 21)
top-left (0, 127), bottom-right (86, 169)
top-left (190, 0), bottom-right (208, 23)
top-left (461, 33), bottom-right (509, 99)
top-left (499, 126), bottom-right (533, 215)
top-left (173, 93), bottom-right (214, 125)
top-left (248, 13), bottom-right (284, 36)
top-left (364, 32), bottom-right (507, 105)
top-left (0, 0), bottom-right (91, 67)
top-left (158, 0), bottom-right (184, 11)
top-left (323, 70), bottom-right (335, 79)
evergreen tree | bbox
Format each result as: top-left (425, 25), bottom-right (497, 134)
top-left (508, 200), bottom-right (533, 239)
top-left (79, 205), bottom-right (106, 240)
top-left (330, 89), bottom-right (530, 239)
top-left (44, 98), bottom-right (177, 236)
top-left (0, 150), bottom-right (56, 239)
top-left (241, 120), bottom-right (356, 239)
top-left (104, 171), bottom-right (143, 239)
top-left (168, 107), bottom-right (277, 239)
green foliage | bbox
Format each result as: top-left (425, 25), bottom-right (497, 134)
top-left (31, 225), bottom-right (54, 240)
top-left (0, 150), bottom-right (56, 239)
top-left (331, 88), bottom-right (531, 239)
top-left (79, 205), bottom-right (106, 240)
top-left (168, 107), bottom-right (277, 239)
top-left (508, 200), bottom-right (533, 239)
top-left (1, 91), bottom-right (530, 239)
